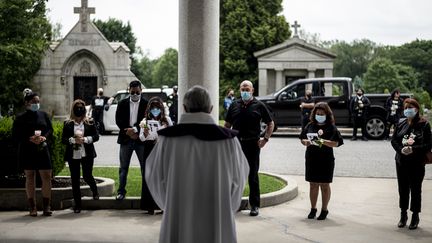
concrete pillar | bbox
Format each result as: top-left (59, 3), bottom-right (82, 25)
top-left (179, 0), bottom-right (219, 121)
top-left (275, 68), bottom-right (284, 92)
top-left (308, 69), bottom-right (316, 78)
top-left (258, 69), bottom-right (268, 96)
top-left (324, 69), bottom-right (333, 77)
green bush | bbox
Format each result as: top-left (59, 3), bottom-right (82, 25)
top-left (0, 117), bottom-right (65, 177)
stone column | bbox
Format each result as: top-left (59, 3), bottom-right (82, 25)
top-left (179, 0), bottom-right (219, 121)
top-left (258, 69), bottom-right (268, 96)
top-left (308, 69), bottom-right (316, 78)
top-left (275, 68), bottom-right (284, 92)
top-left (324, 69), bottom-right (333, 77)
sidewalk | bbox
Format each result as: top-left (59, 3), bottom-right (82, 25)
top-left (1, 175), bottom-right (431, 243)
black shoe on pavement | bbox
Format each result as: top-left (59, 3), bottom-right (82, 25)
top-left (361, 137), bottom-right (368, 141)
top-left (409, 213), bottom-right (419, 230)
top-left (73, 207), bottom-right (81, 214)
top-left (308, 208), bottom-right (317, 219)
top-left (317, 210), bottom-right (329, 220)
top-left (398, 211), bottom-right (408, 228)
top-left (116, 193), bottom-right (125, 200)
top-left (351, 137), bottom-right (357, 141)
top-left (250, 206), bottom-right (259, 216)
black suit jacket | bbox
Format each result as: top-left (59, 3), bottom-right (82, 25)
top-left (115, 96), bottom-right (148, 144)
top-left (62, 120), bottom-right (99, 161)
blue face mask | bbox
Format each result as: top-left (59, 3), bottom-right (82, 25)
top-left (315, 114), bottom-right (326, 123)
top-left (150, 108), bottom-right (161, 117)
top-left (241, 91), bottom-right (252, 101)
top-left (404, 108), bottom-right (417, 118)
top-left (30, 103), bottom-right (40, 112)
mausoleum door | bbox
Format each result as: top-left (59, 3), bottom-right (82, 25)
top-left (74, 76), bottom-right (97, 105)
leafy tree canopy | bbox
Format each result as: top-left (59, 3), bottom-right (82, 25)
top-left (151, 48), bottom-right (178, 88)
top-left (0, 0), bottom-right (51, 114)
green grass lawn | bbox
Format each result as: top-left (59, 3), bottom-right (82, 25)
top-left (58, 167), bottom-right (286, 197)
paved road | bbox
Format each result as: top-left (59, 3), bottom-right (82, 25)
top-left (94, 135), bottom-right (432, 179)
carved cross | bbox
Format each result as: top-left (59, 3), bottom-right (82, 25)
top-left (291, 20), bottom-right (301, 37)
top-left (74, 0), bottom-right (95, 32)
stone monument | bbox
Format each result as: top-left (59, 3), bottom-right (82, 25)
top-left (33, 0), bottom-right (138, 119)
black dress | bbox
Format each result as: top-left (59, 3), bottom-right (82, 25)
top-left (12, 110), bottom-right (53, 170)
top-left (300, 123), bottom-right (343, 183)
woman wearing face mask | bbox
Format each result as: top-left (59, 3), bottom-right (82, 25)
top-left (12, 91), bottom-right (53, 217)
top-left (300, 102), bottom-right (343, 220)
top-left (391, 98), bottom-right (431, 230)
top-left (139, 97), bottom-right (173, 214)
top-left (62, 99), bottom-right (100, 213)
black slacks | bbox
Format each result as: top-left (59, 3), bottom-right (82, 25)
top-left (396, 161), bottom-right (425, 213)
top-left (352, 116), bottom-right (366, 138)
top-left (240, 139), bottom-right (261, 208)
top-left (68, 157), bottom-right (98, 207)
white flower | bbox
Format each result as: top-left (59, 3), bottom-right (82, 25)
top-left (139, 118), bottom-right (147, 128)
top-left (318, 129), bottom-right (323, 136)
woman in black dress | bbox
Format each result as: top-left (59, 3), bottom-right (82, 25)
top-left (391, 98), bottom-right (431, 230)
top-left (62, 99), bottom-right (100, 213)
top-left (139, 97), bottom-right (173, 214)
top-left (300, 102), bottom-right (343, 220)
top-left (12, 92), bottom-right (53, 216)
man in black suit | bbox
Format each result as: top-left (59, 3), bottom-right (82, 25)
top-left (115, 80), bottom-right (148, 200)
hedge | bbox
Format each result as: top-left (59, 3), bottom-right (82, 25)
top-left (0, 116), bottom-right (65, 177)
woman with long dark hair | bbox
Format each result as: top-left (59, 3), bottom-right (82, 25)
top-left (391, 98), bottom-right (431, 230)
top-left (62, 99), bottom-right (99, 213)
top-left (139, 97), bottom-right (173, 214)
top-left (299, 102), bottom-right (343, 220)
top-left (12, 91), bottom-right (53, 216)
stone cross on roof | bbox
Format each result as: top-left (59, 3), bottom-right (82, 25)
top-left (291, 20), bottom-right (301, 37)
top-left (74, 0), bottom-right (95, 32)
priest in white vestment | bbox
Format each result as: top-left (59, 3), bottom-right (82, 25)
top-left (145, 85), bottom-right (249, 243)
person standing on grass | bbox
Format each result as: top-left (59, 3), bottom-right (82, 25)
top-left (300, 102), bottom-right (343, 220)
top-left (62, 99), bottom-right (100, 213)
top-left (224, 80), bottom-right (274, 217)
top-left (146, 85), bottom-right (249, 243)
top-left (138, 97), bottom-right (173, 215)
top-left (115, 80), bottom-right (148, 200)
top-left (12, 90), bottom-right (53, 217)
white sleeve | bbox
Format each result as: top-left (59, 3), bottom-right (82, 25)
top-left (139, 127), bottom-right (145, 141)
top-left (230, 138), bottom-right (249, 213)
top-left (145, 137), bottom-right (167, 209)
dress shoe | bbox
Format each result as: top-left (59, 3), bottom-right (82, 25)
top-left (317, 210), bottom-right (329, 220)
top-left (250, 206), bottom-right (259, 216)
top-left (116, 193), bottom-right (125, 200)
top-left (307, 208), bottom-right (317, 219)
top-left (93, 193), bottom-right (100, 200)
top-left (361, 137), bottom-right (368, 141)
top-left (409, 213), bottom-right (419, 230)
top-left (148, 209), bottom-right (155, 215)
top-left (73, 207), bottom-right (81, 214)
top-left (351, 137), bottom-right (357, 141)
top-left (397, 211), bottom-right (408, 228)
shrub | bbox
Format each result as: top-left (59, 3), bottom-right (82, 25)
top-left (0, 117), bottom-right (65, 178)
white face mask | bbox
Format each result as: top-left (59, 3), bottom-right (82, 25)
top-left (130, 94), bottom-right (140, 102)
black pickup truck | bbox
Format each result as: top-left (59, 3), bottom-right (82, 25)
top-left (256, 77), bottom-right (410, 139)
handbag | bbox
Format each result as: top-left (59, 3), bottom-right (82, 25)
top-left (424, 150), bottom-right (432, 165)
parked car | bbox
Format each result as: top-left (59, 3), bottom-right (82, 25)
top-left (103, 88), bottom-right (173, 133)
top-left (256, 77), bottom-right (411, 139)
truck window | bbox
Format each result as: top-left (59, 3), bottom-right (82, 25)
top-left (321, 82), bottom-right (345, 97)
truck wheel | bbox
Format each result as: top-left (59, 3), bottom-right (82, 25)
top-left (365, 115), bottom-right (386, 139)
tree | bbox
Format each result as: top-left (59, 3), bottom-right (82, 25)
top-left (330, 39), bottom-right (378, 79)
top-left (220, 0), bottom-right (290, 95)
top-left (151, 48), bottom-right (178, 88)
top-left (93, 18), bottom-right (143, 80)
top-left (137, 53), bottom-right (156, 88)
top-left (0, 0), bottom-right (51, 114)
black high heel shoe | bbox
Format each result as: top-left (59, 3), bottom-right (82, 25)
top-left (398, 211), bottom-right (408, 228)
top-left (317, 210), bottom-right (329, 220)
top-left (409, 213), bottom-right (419, 230)
top-left (307, 208), bottom-right (317, 219)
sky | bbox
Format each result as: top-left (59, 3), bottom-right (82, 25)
top-left (46, 0), bottom-right (432, 59)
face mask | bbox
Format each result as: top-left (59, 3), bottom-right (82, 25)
top-left (98, 92), bottom-right (103, 96)
top-left (357, 93), bottom-right (363, 97)
top-left (315, 114), bottom-right (326, 123)
top-left (130, 94), bottom-right (140, 102)
top-left (30, 103), bottom-right (40, 112)
top-left (241, 91), bottom-right (252, 101)
top-left (404, 108), bottom-right (417, 118)
top-left (73, 106), bottom-right (86, 117)
top-left (150, 108), bottom-right (161, 117)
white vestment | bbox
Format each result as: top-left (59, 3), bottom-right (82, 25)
top-left (145, 112), bottom-right (249, 243)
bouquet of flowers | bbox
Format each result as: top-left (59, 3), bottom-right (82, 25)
top-left (73, 129), bottom-right (83, 150)
top-left (402, 132), bottom-right (416, 146)
top-left (307, 129), bottom-right (324, 148)
top-left (139, 118), bottom-right (148, 129)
